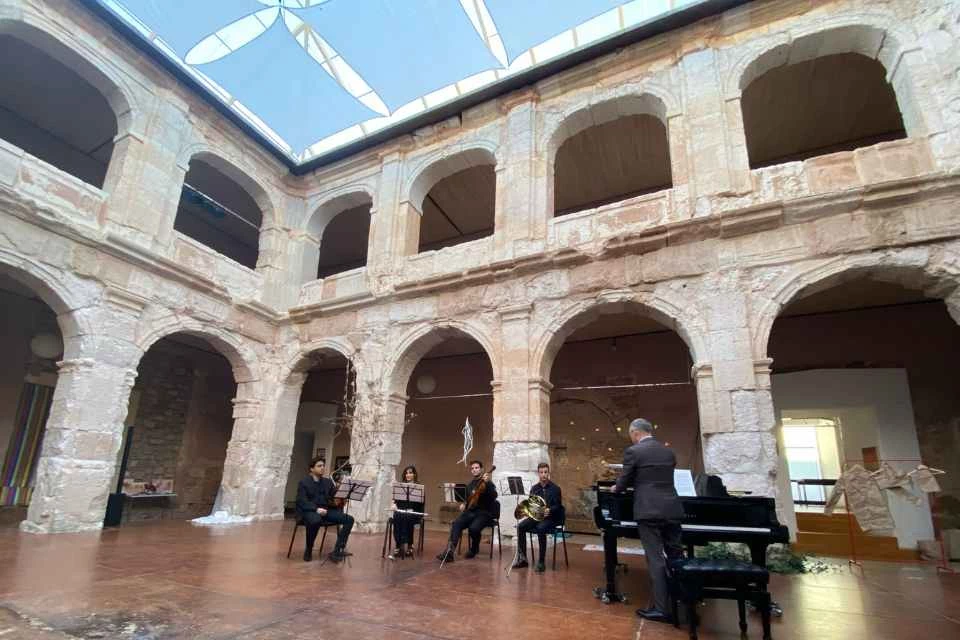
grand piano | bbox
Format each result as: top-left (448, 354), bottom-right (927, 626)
top-left (592, 480), bottom-right (789, 607)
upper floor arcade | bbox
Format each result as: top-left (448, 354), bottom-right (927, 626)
top-left (0, 0), bottom-right (955, 315)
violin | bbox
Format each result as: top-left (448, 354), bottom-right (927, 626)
top-left (465, 465), bottom-right (496, 509)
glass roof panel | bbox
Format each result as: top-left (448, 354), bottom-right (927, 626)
top-left (295, 0), bottom-right (500, 112)
top-left (484, 0), bottom-right (627, 62)
top-left (199, 19), bottom-right (378, 151)
top-left (103, 0), bottom-right (710, 161)
top-left (119, 0), bottom-right (267, 57)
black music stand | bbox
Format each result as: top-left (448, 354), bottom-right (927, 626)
top-left (334, 478), bottom-right (373, 512)
top-left (393, 482), bottom-right (425, 506)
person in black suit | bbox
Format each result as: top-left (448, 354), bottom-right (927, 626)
top-left (296, 457), bottom-right (354, 563)
top-left (512, 462), bottom-right (564, 573)
top-left (614, 418), bottom-right (684, 623)
top-left (437, 460), bottom-right (497, 562)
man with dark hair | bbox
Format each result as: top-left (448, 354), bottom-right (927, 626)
top-left (296, 457), bottom-right (354, 563)
top-left (512, 462), bottom-right (564, 573)
top-left (614, 418), bottom-right (684, 624)
top-left (437, 460), bottom-right (497, 562)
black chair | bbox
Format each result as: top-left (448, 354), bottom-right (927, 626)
top-left (382, 513), bottom-right (426, 558)
top-left (526, 521), bottom-right (569, 569)
top-left (286, 514), bottom-right (340, 559)
top-left (456, 500), bottom-right (502, 558)
top-left (669, 558), bottom-right (772, 640)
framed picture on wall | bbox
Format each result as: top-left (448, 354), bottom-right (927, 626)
top-left (333, 456), bottom-right (351, 482)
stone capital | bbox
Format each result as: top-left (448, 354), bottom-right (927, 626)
top-left (103, 287), bottom-right (149, 316)
top-left (691, 363), bottom-right (714, 379)
top-left (498, 87), bottom-right (540, 114)
top-left (528, 377), bottom-right (554, 394)
top-left (386, 391), bottom-right (409, 406)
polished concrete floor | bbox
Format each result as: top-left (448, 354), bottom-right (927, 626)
top-left (0, 519), bottom-right (957, 639)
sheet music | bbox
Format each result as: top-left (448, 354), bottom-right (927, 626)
top-left (334, 478), bottom-right (373, 501)
top-left (674, 469), bottom-right (697, 497)
top-left (392, 482), bottom-right (424, 503)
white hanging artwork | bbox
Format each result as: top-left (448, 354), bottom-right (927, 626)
top-left (456, 417), bottom-right (474, 466)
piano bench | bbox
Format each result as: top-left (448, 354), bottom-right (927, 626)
top-left (669, 558), bottom-right (772, 640)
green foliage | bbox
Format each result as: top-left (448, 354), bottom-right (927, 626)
top-left (694, 542), bottom-right (834, 574)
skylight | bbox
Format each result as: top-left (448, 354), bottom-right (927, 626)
top-left (100, 0), bottom-right (708, 162)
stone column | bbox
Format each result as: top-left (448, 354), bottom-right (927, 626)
top-left (697, 287), bottom-right (786, 521)
top-left (492, 303), bottom-right (550, 536)
top-left (679, 49), bottom-right (739, 215)
top-left (102, 101), bottom-right (191, 253)
top-left (22, 358), bottom-right (138, 533)
top-left (369, 150), bottom-right (409, 274)
top-left (495, 89), bottom-right (540, 259)
top-left (348, 391), bottom-right (405, 533)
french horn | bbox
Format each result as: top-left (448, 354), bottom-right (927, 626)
top-left (514, 494), bottom-right (548, 522)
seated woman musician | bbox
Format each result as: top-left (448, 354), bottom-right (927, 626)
top-left (389, 465), bottom-right (424, 559)
top-left (512, 462), bottom-right (564, 573)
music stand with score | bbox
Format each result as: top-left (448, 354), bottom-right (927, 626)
top-left (392, 482), bottom-right (426, 513)
top-left (334, 477), bottom-right (373, 511)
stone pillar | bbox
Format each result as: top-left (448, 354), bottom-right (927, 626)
top-left (102, 101), bottom-right (191, 252)
top-left (495, 89), bottom-right (540, 259)
top-left (369, 150), bottom-right (408, 274)
top-left (22, 358), bottom-right (138, 533)
top-left (348, 391), bottom-right (405, 533)
top-left (679, 49), bottom-right (739, 215)
top-left (492, 303), bottom-right (550, 536)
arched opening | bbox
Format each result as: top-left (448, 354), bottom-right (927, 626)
top-left (393, 329), bottom-right (495, 528)
top-left (554, 114), bottom-right (672, 216)
top-left (316, 201), bottom-right (371, 280)
top-left (282, 349), bottom-right (355, 515)
top-left (418, 165), bottom-right (496, 253)
top-left (767, 271), bottom-right (959, 559)
top-left (174, 157), bottom-right (263, 269)
top-left (544, 305), bottom-right (699, 532)
top-left (110, 333), bottom-right (239, 524)
top-left (742, 52), bottom-right (906, 168)
top-left (0, 32), bottom-right (117, 188)
top-left (0, 271), bottom-right (63, 525)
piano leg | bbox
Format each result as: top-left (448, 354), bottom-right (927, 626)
top-left (748, 543), bottom-right (783, 617)
top-left (592, 527), bottom-right (627, 604)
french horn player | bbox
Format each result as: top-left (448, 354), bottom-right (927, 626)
top-left (512, 462), bottom-right (565, 573)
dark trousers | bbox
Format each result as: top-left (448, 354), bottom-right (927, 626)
top-left (302, 509), bottom-right (354, 552)
top-left (392, 512), bottom-right (420, 547)
top-left (449, 509), bottom-right (492, 551)
top-left (636, 519), bottom-right (683, 613)
top-left (517, 518), bottom-right (556, 563)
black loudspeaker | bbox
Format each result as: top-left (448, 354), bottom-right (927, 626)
top-left (103, 492), bottom-right (125, 527)
top-left (103, 425), bottom-right (135, 527)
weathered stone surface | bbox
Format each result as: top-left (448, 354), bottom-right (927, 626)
top-left (2, 0), bottom-right (958, 536)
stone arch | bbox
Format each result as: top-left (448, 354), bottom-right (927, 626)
top-left (0, 247), bottom-right (95, 356)
top-left (0, 15), bottom-right (139, 138)
top-left (178, 146), bottom-right (278, 229)
top-left (134, 317), bottom-right (260, 387)
top-left (544, 90), bottom-right (674, 161)
top-left (727, 19), bottom-right (929, 136)
top-left (281, 338), bottom-right (358, 384)
top-left (384, 320), bottom-right (500, 398)
top-left (305, 187), bottom-right (377, 241)
top-left (534, 293), bottom-right (707, 382)
top-left (752, 251), bottom-right (960, 359)
top-left (403, 144), bottom-right (499, 212)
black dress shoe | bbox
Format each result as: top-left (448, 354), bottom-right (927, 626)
top-left (511, 558), bottom-right (528, 569)
top-left (303, 549), bottom-right (312, 562)
top-left (327, 551), bottom-right (344, 563)
top-left (636, 608), bottom-right (673, 624)
top-left (464, 549), bottom-right (478, 559)
top-left (436, 550), bottom-right (455, 562)
top-left (534, 561), bottom-right (545, 573)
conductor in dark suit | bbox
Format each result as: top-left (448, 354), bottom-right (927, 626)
top-left (614, 418), bottom-right (684, 623)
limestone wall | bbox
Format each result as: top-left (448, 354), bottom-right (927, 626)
top-left (0, 0), bottom-right (957, 533)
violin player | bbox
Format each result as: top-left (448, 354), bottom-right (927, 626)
top-left (296, 457), bottom-right (355, 563)
top-left (512, 462), bottom-right (564, 573)
top-left (436, 460), bottom-right (497, 562)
